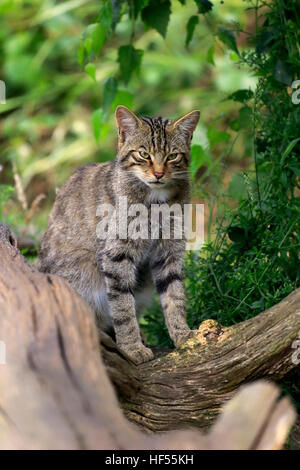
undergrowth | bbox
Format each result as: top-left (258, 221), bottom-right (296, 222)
top-left (141, 0), bottom-right (300, 410)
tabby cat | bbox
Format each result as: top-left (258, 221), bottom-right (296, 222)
top-left (39, 106), bottom-right (200, 364)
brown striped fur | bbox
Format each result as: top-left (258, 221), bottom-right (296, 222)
top-left (39, 106), bottom-right (200, 364)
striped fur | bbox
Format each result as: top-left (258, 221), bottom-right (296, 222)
top-left (39, 106), bottom-right (200, 364)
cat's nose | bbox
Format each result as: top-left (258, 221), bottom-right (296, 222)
top-left (154, 171), bottom-right (164, 180)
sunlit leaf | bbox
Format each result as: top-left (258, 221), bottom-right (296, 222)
top-left (90, 23), bottom-right (106, 55)
top-left (229, 52), bottom-right (240, 61)
top-left (78, 41), bottom-right (85, 66)
top-left (92, 108), bottom-right (103, 141)
top-left (190, 145), bottom-right (211, 179)
top-left (112, 90), bottom-right (134, 109)
top-left (85, 63), bottom-right (96, 81)
top-left (84, 37), bottom-right (93, 55)
top-left (207, 45), bottom-right (215, 65)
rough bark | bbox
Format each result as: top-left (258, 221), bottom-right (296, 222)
top-left (0, 222), bottom-right (298, 449)
top-left (101, 290), bottom-right (300, 432)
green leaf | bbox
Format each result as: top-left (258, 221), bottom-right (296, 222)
top-left (133, 0), bottom-right (149, 17)
top-left (103, 77), bottom-right (118, 110)
top-left (289, 166), bottom-right (300, 178)
top-left (90, 24), bottom-right (106, 55)
top-left (274, 60), bottom-right (292, 85)
top-left (78, 42), bottom-right (85, 66)
top-left (217, 27), bottom-right (239, 55)
top-left (230, 106), bottom-right (252, 131)
top-left (84, 37), bottom-right (93, 56)
top-left (112, 90), bottom-right (134, 109)
top-left (85, 24), bottom-right (106, 56)
top-left (98, 0), bottom-right (113, 32)
top-left (207, 127), bottom-right (230, 147)
top-left (118, 45), bottom-right (143, 84)
top-left (280, 138), bottom-right (300, 166)
top-left (141, 0), bottom-right (171, 37)
top-left (85, 63), bottom-right (96, 81)
top-left (228, 173), bottom-right (247, 200)
top-left (190, 145), bottom-right (211, 179)
top-left (229, 52), bottom-right (240, 62)
top-left (194, 0), bottom-right (213, 14)
top-left (207, 45), bottom-right (215, 65)
top-left (185, 16), bottom-right (198, 47)
top-left (92, 108), bottom-right (110, 142)
top-left (92, 108), bottom-right (103, 141)
top-left (227, 89), bottom-right (254, 103)
top-left (256, 29), bottom-right (276, 54)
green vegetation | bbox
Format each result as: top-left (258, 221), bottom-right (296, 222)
top-left (0, 0), bottom-right (254, 237)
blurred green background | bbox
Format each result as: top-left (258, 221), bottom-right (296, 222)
top-left (0, 0), bottom-right (255, 239)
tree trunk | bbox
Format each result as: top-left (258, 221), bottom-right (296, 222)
top-left (0, 222), bottom-right (298, 449)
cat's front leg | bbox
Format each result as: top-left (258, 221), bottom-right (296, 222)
top-left (102, 247), bottom-right (154, 365)
top-left (151, 242), bottom-right (194, 347)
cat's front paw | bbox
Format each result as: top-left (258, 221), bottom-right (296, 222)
top-left (120, 343), bottom-right (154, 365)
top-left (174, 329), bottom-right (197, 348)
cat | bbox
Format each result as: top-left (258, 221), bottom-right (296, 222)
top-left (38, 106), bottom-right (200, 364)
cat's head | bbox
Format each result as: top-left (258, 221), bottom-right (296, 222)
top-left (115, 106), bottom-right (200, 188)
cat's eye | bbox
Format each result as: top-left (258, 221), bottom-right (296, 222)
top-left (139, 150), bottom-right (151, 159)
top-left (167, 153), bottom-right (178, 161)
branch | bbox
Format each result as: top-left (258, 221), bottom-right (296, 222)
top-left (0, 222), bottom-right (297, 449)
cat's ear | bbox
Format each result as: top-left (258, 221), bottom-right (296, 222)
top-left (168, 110), bottom-right (200, 141)
top-left (116, 106), bottom-right (144, 146)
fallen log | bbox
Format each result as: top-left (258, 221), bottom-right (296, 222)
top-left (0, 222), bottom-right (298, 449)
top-left (100, 289), bottom-right (300, 432)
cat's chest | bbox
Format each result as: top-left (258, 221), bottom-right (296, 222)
top-left (146, 187), bottom-right (172, 204)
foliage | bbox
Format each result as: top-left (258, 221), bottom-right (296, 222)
top-left (143, 1), bottom-right (300, 356)
top-left (0, 0), bottom-right (253, 240)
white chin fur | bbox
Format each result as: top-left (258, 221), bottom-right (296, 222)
top-left (147, 186), bottom-right (171, 203)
